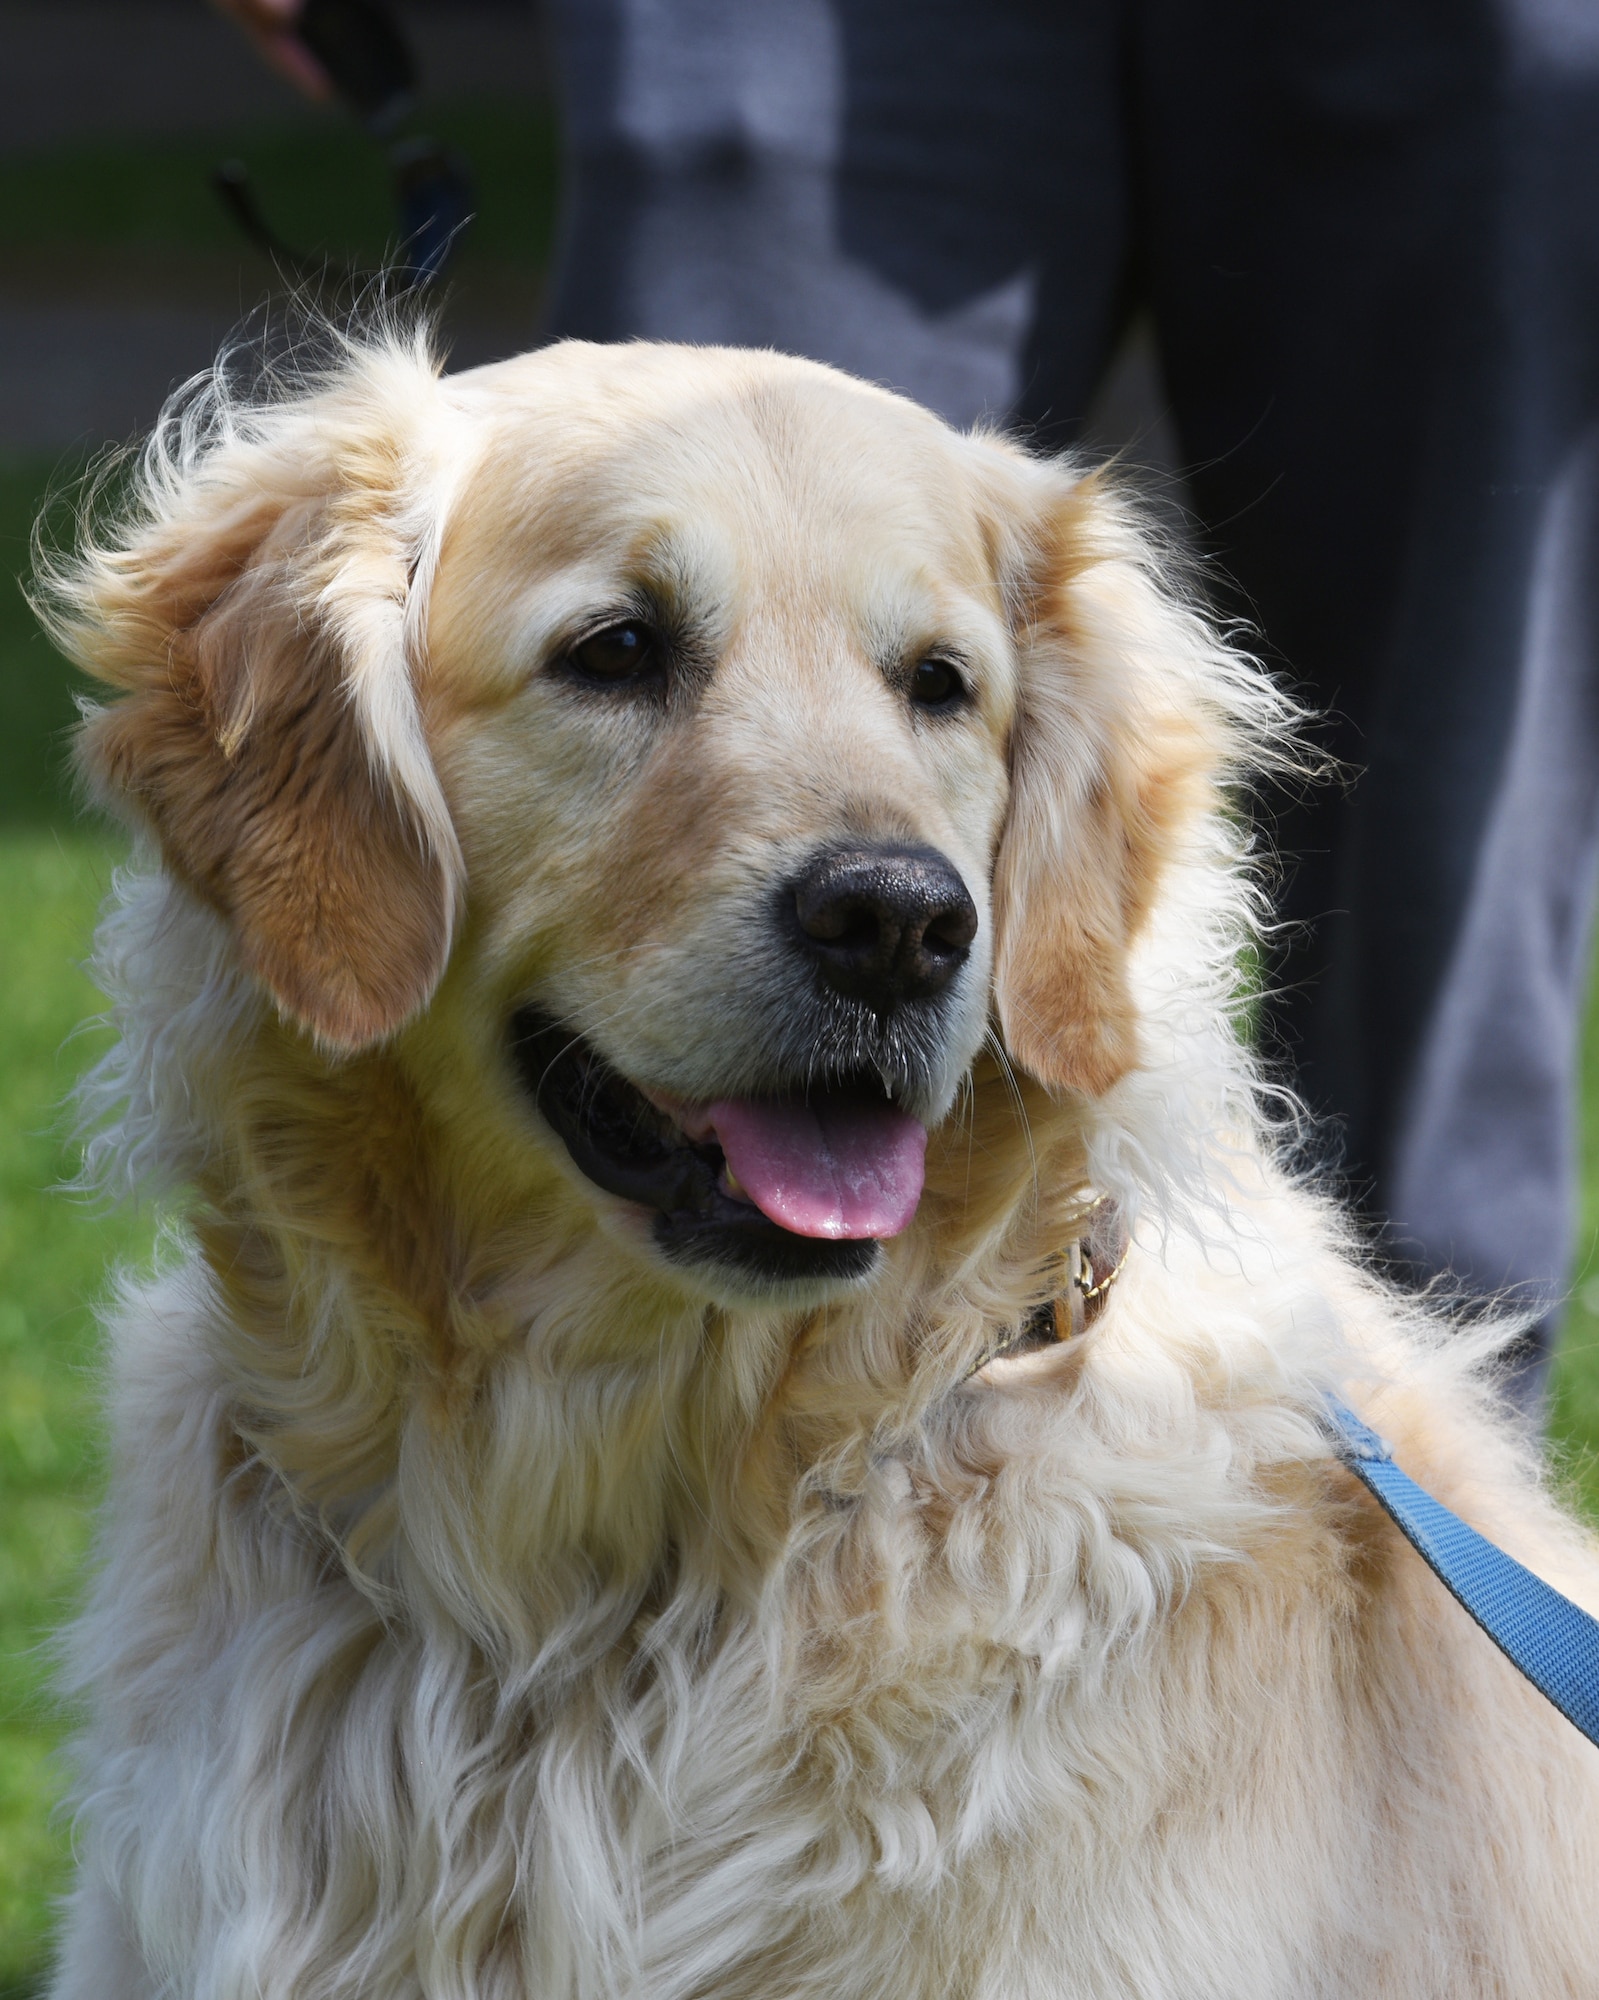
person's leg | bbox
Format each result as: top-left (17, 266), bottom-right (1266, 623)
top-left (540, 0), bottom-right (1128, 433)
top-left (1388, 429), bottom-right (1599, 1403)
top-left (1137, 0), bottom-right (1599, 1405)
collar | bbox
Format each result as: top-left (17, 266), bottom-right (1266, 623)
top-left (964, 1197), bottom-right (1129, 1381)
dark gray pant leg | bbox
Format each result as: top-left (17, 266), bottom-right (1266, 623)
top-left (1388, 431), bottom-right (1599, 1405)
top-left (1129, 2), bottom-right (1599, 1408)
top-left (542, 0), bottom-right (1126, 428)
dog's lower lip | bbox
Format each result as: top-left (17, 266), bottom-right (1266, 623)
top-left (507, 1007), bottom-right (886, 1284)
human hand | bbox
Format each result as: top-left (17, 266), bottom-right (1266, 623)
top-left (208, 0), bottom-right (332, 102)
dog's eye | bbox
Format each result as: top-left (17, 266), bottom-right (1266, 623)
top-left (567, 622), bottom-right (661, 685)
top-left (910, 656), bottom-right (968, 711)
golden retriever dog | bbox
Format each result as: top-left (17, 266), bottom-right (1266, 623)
top-left (37, 328), bottom-right (1599, 1998)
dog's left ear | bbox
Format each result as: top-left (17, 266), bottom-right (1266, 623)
top-left (40, 339), bottom-right (464, 1056)
top-left (974, 451), bottom-right (1231, 1098)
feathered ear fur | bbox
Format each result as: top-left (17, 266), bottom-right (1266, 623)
top-left (38, 334), bottom-right (463, 1055)
top-left (979, 455), bottom-right (1234, 1098)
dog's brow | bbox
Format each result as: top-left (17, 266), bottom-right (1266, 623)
top-left (860, 581), bottom-right (953, 676)
top-left (630, 524), bottom-right (735, 636)
top-left (861, 587), bottom-right (995, 693)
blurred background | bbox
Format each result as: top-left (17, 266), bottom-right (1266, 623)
top-left (1, 5), bottom-right (1598, 1993)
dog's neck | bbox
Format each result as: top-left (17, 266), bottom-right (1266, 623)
top-left (182, 1033), bottom-right (1103, 1657)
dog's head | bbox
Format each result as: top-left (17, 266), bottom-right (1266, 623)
top-left (51, 335), bottom-right (1251, 1310)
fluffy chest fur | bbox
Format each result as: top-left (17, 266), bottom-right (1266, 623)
top-left (65, 1167), bottom-right (1599, 2000)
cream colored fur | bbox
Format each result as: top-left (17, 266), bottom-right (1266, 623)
top-left (37, 330), bottom-right (1599, 1998)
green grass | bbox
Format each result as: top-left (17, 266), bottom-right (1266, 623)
top-left (1, 447), bottom-right (131, 1983)
top-left (0, 830), bottom-right (150, 1989)
top-left (1553, 1076), bottom-right (1599, 1514)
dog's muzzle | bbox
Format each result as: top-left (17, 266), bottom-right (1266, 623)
top-left (512, 842), bottom-right (979, 1289)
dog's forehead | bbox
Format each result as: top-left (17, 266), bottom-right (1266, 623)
top-left (446, 343), bottom-right (1002, 613)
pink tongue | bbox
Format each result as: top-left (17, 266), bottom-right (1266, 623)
top-left (706, 1096), bottom-right (927, 1240)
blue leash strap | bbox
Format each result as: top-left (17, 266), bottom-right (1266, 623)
top-left (1320, 1394), bottom-right (1599, 1749)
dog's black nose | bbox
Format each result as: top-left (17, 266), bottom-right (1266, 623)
top-left (792, 845), bottom-right (978, 1010)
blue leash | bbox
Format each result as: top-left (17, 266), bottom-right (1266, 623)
top-left (1321, 1394), bottom-right (1599, 1749)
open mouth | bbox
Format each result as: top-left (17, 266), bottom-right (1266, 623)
top-left (508, 1007), bottom-right (928, 1286)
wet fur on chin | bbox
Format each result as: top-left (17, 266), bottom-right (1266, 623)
top-left (36, 328), bottom-right (1599, 1998)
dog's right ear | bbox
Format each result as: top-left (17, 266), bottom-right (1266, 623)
top-left (39, 341), bottom-right (464, 1056)
top-left (965, 441), bottom-right (1246, 1099)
